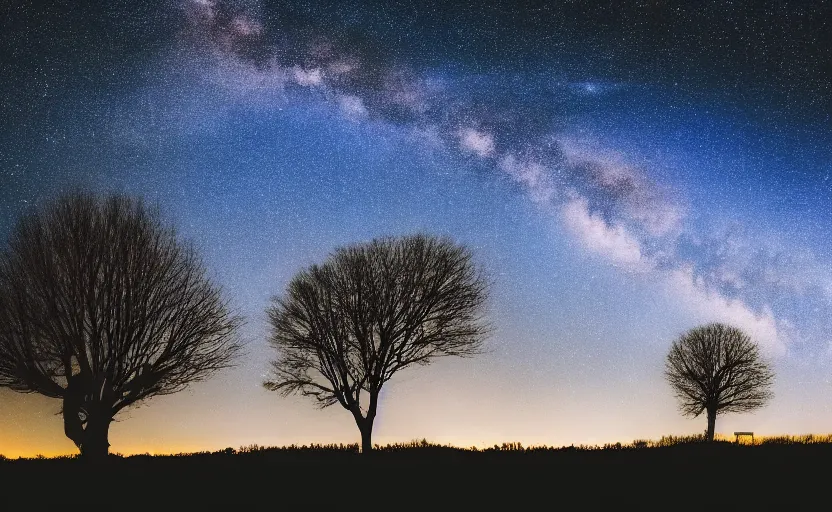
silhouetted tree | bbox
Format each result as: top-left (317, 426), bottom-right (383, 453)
top-left (0, 192), bottom-right (241, 461)
top-left (665, 323), bottom-right (774, 441)
top-left (265, 234), bottom-right (490, 453)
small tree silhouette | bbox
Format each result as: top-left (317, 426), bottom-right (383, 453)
top-left (665, 323), bottom-right (774, 441)
top-left (0, 192), bottom-right (241, 461)
top-left (264, 234), bottom-right (490, 453)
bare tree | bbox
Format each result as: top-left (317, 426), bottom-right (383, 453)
top-left (0, 192), bottom-right (241, 461)
top-left (665, 323), bottom-right (774, 441)
top-left (265, 234), bottom-right (490, 453)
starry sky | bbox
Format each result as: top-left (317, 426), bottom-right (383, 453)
top-left (1, 0), bottom-right (831, 457)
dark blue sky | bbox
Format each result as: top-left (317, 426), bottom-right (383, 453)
top-left (2, 0), bottom-right (831, 456)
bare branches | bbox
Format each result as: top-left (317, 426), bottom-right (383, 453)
top-left (665, 323), bottom-right (774, 419)
top-left (0, 192), bottom-right (242, 419)
top-left (264, 233), bottom-right (491, 423)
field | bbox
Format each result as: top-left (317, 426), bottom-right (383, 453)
top-left (0, 436), bottom-right (828, 506)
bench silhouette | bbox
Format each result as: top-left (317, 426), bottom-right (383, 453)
top-left (734, 431), bottom-right (754, 443)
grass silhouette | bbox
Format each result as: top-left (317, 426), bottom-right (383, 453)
top-left (1, 435), bottom-right (828, 505)
top-left (6, 433), bottom-right (832, 461)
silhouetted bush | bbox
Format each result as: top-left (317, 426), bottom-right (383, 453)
top-left (760, 434), bottom-right (832, 445)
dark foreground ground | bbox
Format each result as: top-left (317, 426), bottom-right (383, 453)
top-left (1, 442), bottom-right (828, 506)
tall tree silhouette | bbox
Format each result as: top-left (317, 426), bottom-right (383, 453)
top-left (665, 323), bottom-right (774, 441)
top-left (265, 234), bottom-right (490, 453)
top-left (0, 192), bottom-right (241, 461)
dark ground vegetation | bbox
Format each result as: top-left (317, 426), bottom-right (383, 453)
top-left (0, 438), bottom-right (826, 506)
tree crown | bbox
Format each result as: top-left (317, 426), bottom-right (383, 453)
top-left (0, 192), bottom-right (242, 414)
top-left (265, 233), bottom-right (490, 412)
top-left (665, 322), bottom-right (774, 417)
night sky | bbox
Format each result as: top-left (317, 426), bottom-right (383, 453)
top-left (1, 0), bottom-right (831, 457)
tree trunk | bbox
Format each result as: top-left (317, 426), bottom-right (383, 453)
top-left (350, 392), bottom-right (378, 454)
top-left (63, 400), bottom-right (85, 450)
top-left (358, 416), bottom-right (375, 454)
top-left (79, 412), bottom-right (112, 462)
top-left (705, 408), bottom-right (717, 442)
top-left (350, 408), bottom-right (375, 454)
